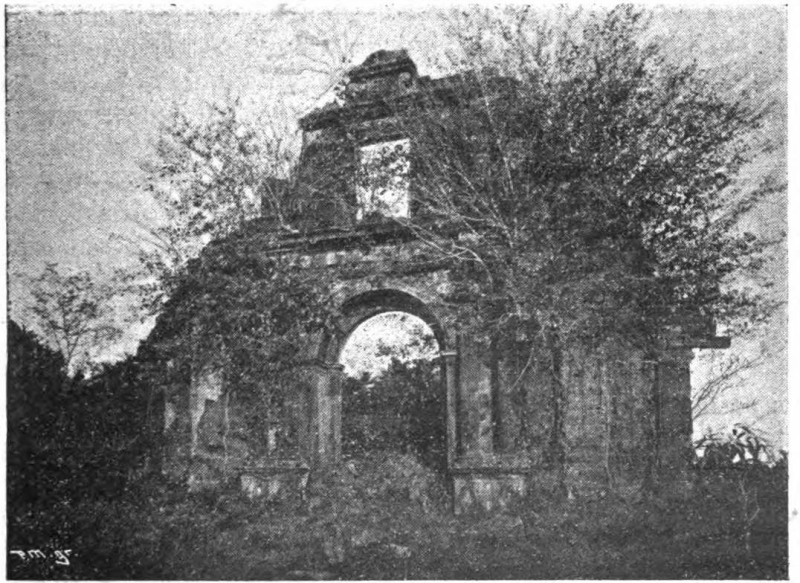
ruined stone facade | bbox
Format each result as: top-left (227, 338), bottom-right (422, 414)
top-left (156, 50), bottom-right (727, 512)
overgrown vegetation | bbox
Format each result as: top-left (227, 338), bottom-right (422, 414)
top-left (373, 5), bottom-right (781, 489)
top-left (7, 450), bottom-right (787, 579)
top-left (19, 264), bottom-right (131, 375)
top-left (132, 101), bottom-right (297, 313)
top-left (6, 321), bottom-right (157, 579)
top-left (342, 358), bottom-right (446, 472)
top-left (7, 5), bottom-right (786, 580)
top-left (7, 322), bottom-right (155, 510)
top-left (7, 320), bottom-right (786, 579)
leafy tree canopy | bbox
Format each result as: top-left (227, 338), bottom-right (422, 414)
top-left (134, 101), bottom-right (299, 314)
top-left (387, 5), bottom-right (777, 353)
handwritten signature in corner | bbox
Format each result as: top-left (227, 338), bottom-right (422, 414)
top-left (10, 549), bottom-right (72, 566)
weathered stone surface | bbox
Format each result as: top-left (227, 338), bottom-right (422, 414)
top-left (240, 474), bottom-right (263, 499)
top-left (453, 472), bottom-right (527, 514)
top-left (238, 466), bottom-right (311, 504)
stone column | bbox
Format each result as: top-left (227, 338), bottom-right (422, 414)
top-left (297, 362), bottom-right (344, 468)
top-left (458, 335), bottom-right (494, 458)
top-left (441, 350), bottom-right (459, 468)
top-left (330, 364), bottom-right (345, 464)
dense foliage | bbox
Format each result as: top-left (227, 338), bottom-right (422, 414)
top-left (146, 235), bottom-right (336, 451)
top-left (7, 320), bottom-right (68, 508)
top-left (7, 319), bottom-right (155, 581)
top-left (342, 358), bottom-right (446, 471)
top-left (7, 447), bottom-right (787, 579)
top-left (371, 6), bottom-right (780, 489)
top-left (7, 321), bottom-right (155, 507)
top-left (394, 6), bottom-right (773, 350)
top-left (135, 101), bottom-right (297, 313)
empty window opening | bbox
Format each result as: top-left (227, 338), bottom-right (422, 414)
top-left (355, 139), bottom-right (411, 221)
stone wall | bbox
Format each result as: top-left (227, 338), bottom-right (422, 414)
top-left (154, 219), bottom-right (698, 509)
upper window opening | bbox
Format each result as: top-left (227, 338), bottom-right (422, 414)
top-left (356, 139), bottom-right (410, 221)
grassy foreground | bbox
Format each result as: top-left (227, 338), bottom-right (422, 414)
top-left (7, 457), bottom-right (787, 580)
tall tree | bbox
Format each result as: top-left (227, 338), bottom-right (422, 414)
top-left (24, 263), bottom-right (125, 374)
top-left (129, 13), bottom-right (371, 315)
top-left (131, 101), bottom-right (298, 313)
top-left (377, 6), bottom-right (779, 485)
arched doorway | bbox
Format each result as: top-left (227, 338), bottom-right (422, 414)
top-left (308, 289), bottom-right (457, 471)
top-left (339, 311), bottom-right (446, 473)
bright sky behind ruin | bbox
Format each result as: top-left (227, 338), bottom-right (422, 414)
top-left (4, 4), bottom-right (787, 446)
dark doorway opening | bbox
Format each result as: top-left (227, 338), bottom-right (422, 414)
top-left (339, 311), bottom-right (446, 474)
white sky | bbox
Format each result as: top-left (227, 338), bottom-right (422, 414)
top-left (339, 312), bottom-right (438, 378)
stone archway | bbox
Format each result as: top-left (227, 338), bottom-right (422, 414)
top-left (301, 289), bottom-right (458, 472)
top-left (322, 289), bottom-right (449, 363)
